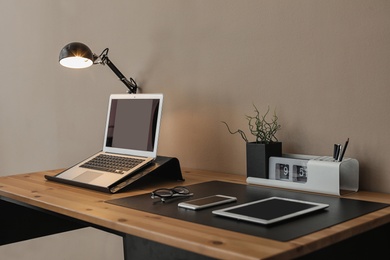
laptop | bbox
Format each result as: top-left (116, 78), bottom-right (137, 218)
top-left (46, 93), bottom-right (163, 193)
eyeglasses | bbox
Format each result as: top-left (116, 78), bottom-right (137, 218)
top-left (151, 186), bottom-right (193, 202)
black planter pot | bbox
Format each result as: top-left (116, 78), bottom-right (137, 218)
top-left (246, 141), bottom-right (282, 179)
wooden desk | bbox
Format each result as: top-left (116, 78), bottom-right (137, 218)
top-left (1, 168), bottom-right (390, 259)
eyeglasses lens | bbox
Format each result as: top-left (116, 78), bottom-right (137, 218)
top-left (172, 187), bottom-right (189, 195)
top-left (154, 188), bottom-right (173, 198)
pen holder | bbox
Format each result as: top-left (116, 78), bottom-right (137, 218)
top-left (246, 154), bottom-right (359, 196)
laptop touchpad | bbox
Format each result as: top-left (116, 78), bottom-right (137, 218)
top-left (73, 171), bottom-right (103, 183)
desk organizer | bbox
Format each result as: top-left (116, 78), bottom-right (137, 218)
top-left (247, 154), bottom-right (359, 196)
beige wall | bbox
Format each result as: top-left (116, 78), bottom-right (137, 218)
top-left (1, 1), bottom-right (389, 194)
top-left (0, 228), bottom-right (123, 259)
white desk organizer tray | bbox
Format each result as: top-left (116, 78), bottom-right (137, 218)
top-left (247, 154), bottom-right (359, 196)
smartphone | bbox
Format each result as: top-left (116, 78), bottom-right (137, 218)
top-left (178, 195), bottom-right (237, 210)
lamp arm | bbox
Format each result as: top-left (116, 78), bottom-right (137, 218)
top-left (101, 55), bottom-right (138, 94)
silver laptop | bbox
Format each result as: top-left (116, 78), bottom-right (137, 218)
top-left (52, 93), bottom-right (163, 190)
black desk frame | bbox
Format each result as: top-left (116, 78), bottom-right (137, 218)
top-left (0, 197), bottom-right (213, 259)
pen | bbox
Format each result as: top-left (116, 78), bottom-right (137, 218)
top-left (333, 144), bottom-right (341, 160)
top-left (338, 138), bottom-right (349, 162)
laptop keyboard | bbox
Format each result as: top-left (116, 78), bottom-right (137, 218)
top-left (80, 154), bottom-right (145, 174)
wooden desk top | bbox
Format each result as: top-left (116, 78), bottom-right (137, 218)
top-left (1, 168), bottom-right (390, 260)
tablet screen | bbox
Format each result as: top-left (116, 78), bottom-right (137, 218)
top-left (212, 197), bottom-right (329, 225)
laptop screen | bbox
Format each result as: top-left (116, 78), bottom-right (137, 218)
top-left (103, 94), bottom-right (163, 158)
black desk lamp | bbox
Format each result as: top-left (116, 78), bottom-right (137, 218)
top-left (59, 42), bottom-right (138, 94)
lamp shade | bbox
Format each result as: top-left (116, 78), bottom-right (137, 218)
top-left (59, 42), bottom-right (94, 69)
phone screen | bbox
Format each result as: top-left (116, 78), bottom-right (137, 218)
top-left (186, 196), bottom-right (232, 206)
top-left (178, 195), bottom-right (237, 210)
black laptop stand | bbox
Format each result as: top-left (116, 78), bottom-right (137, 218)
top-left (45, 156), bottom-right (184, 193)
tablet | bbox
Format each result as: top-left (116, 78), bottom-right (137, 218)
top-left (212, 197), bottom-right (329, 225)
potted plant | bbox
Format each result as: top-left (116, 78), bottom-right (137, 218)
top-left (222, 105), bottom-right (282, 179)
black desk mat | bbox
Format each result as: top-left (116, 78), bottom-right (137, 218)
top-left (107, 181), bottom-right (389, 241)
